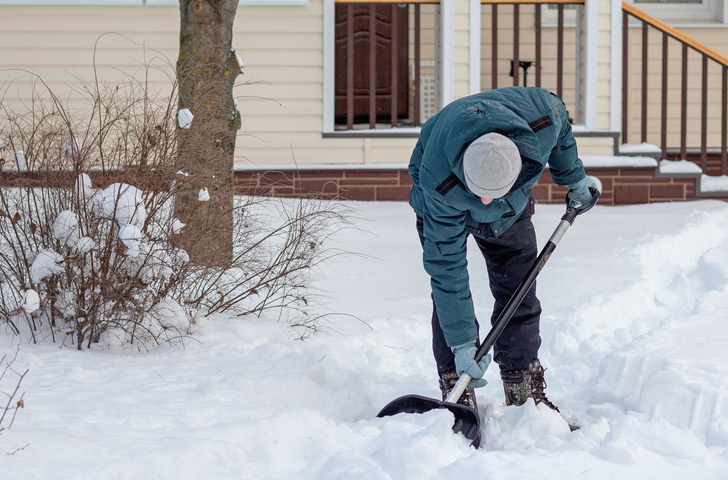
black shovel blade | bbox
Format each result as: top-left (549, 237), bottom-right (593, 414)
top-left (377, 394), bottom-right (482, 448)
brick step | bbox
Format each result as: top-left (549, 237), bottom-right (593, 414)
top-left (234, 156), bottom-right (728, 205)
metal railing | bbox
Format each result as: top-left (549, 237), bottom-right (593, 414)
top-left (333, 0), bottom-right (585, 131)
top-left (623, 2), bottom-right (728, 174)
top-left (481, 0), bottom-right (585, 123)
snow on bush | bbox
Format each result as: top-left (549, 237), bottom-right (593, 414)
top-left (21, 290), bottom-right (39, 313)
top-left (74, 173), bottom-right (93, 202)
top-left (30, 250), bottom-right (65, 283)
top-left (0, 70), bottom-right (348, 351)
top-left (53, 210), bottom-right (80, 247)
top-left (1, 170), bottom-right (195, 350)
top-left (92, 183), bottom-right (147, 228)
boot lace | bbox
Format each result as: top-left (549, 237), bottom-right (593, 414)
top-left (530, 364), bottom-right (560, 413)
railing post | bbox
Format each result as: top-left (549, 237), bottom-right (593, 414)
top-left (641, 22), bottom-right (648, 144)
top-left (681, 43), bottom-right (688, 160)
top-left (414, 3), bottom-right (421, 126)
top-left (535, 4), bottom-right (542, 88)
top-left (513, 4), bottom-right (520, 86)
top-left (701, 55), bottom-right (708, 171)
top-left (391, 4), bottom-right (399, 128)
top-left (492, 4), bottom-right (499, 90)
top-left (369, 4), bottom-right (377, 129)
top-left (557, 4), bottom-right (564, 99)
top-left (622, 8), bottom-right (629, 145)
top-left (723, 66), bottom-right (727, 175)
top-left (661, 32), bottom-right (668, 159)
top-left (347, 4), bottom-right (354, 131)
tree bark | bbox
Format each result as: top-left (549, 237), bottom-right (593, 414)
top-left (175, 0), bottom-right (241, 266)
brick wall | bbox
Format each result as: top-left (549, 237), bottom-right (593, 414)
top-left (234, 165), bottom-right (722, 205)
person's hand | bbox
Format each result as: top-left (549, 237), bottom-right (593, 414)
top-left (452, 342), bottom-right (492, 388)
top-left (567, 176), bottom-right (600, 207)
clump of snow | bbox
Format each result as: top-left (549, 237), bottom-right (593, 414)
top-left (178, 108), bottom-right (193, 129)
top-left (21, 289), bottom-right (40, 313)
top-left (231, 45), bottom-right (244, 73)
top-left (118, 224), bottom-right (142, 257)
top-left (74, 172), bottom-right (93, 201)
top-left (198, 187), bottom-right (210, 202)
top-left (92, 183), bottom-right (146, 227)
top-left (172, 218), bottom-right (185, 234)
top-left (74, 236), bottom-right (95, 254)
top-left (14, 150), bottom-right (26, 170)
top-left (30, 250), bottom-right (64, 283)
top-left (52, 210), bottom-right (80, 247)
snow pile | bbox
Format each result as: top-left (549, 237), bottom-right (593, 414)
top-left (1, 200), bottom-right (728, 478)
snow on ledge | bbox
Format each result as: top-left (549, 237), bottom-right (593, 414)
top-left (579, 155), bottom-right (658, 168)
top-left (659, 159), bottom-right (703, 175)
top-left (619, 142), bottom-right (662, 154)
top-left (235, 156), bottom-right (661, 172)
top-left (234, 163), bottom-right (410, 171)
top-left (700, 174), bottom-right (728, 192)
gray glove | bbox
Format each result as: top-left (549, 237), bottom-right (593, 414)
top-left (452, 342), bottom-right (492, 388)
top-left (567, 176), bottom-right (600, 207)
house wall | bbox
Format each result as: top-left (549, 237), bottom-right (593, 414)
top-left (0, 1), bottom-right (724, 173)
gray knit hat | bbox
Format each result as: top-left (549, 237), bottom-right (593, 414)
top-left (462, 132), bottom-right (521, 199)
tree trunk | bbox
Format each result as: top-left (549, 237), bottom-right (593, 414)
top-left (175, 0), bottom-right (241, 266)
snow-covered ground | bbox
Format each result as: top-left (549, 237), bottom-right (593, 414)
top-left (2, 198), bottom-right (728, 479)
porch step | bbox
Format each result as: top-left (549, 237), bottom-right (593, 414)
top-left (234, 154), bottom-right (728, 205)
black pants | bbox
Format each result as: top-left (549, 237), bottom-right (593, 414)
top-left (416, 206), bottom-right (542, 374)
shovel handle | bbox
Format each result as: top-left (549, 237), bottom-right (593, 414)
top-left (445, 373), bottom-right (473, 404)
top-left (446, 189), bottom-right (600, 404)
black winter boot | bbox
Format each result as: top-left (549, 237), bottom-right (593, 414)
top-left (439, 372), bottom-right (478, 410)
top-left (500, 358), bottom-right (560, 412)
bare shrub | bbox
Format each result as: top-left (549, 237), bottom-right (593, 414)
top-left (0, 61), bottom-right (349, 350)
top-left (0, 348), bottom-right (27, 436)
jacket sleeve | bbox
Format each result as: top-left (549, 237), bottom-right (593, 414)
top-left (545, 97), bottom-right (586, 187)
top-left (421, 195), bottom-right (479, 348)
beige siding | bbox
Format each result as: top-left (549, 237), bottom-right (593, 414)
top-left (1, 1), bottom-right (726, 168)
top-left (0, 2), bottom-right (420, 169)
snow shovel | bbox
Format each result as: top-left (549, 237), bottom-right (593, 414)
top-left (377, 188), bottom-right (600, 448)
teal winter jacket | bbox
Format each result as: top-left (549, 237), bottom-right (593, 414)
top-left (408, 87), bottom-right (586, 348)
